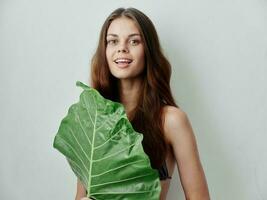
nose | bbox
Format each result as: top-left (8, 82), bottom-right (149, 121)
top-left (118, 49), bottom-right (129, 53)
top-left (117, 43), bottom-right (129, 53)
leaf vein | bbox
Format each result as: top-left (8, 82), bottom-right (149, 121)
top-left (76, 114), bottom-right (92, 146)
top-left (58, 136), bottom-right (89, 175)
top-left (68, 126), bottom-right (91, 162)
top-left (92, 142), bottom-right (138, 162)
top-left (94, 127), bottom-right (125, 150)
top-left (90, 189), bottom-right (160, 195)
top-left (91, 160), bottom-right (144, 177)
top-left (91, 173), bottom-right (156, 188)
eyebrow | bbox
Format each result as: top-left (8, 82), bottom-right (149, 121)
top-left (106, 33), bottom-right (141, 37)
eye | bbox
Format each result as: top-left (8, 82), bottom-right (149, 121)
top-left (129, 39), bottom-right (140, 46)
top-left (107, 39), bottom-right (118, 45)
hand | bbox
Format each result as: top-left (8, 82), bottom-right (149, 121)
top-left (80, 198), bottom-right (93, 200)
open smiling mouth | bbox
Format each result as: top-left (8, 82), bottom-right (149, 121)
top-left (114, 58), bottom-right (133, 68)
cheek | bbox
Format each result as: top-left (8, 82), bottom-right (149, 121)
top-left (106, 48), bottom-right (114, 66)
top-left (105, 48), bottom-right (110, 59)
top-left (134, 51), bottom-right (145, 74)
top-left (136, 48), bottom-right (145, 65)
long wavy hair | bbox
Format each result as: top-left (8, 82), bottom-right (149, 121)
top-left (90, 7), bottom-right (178, 169)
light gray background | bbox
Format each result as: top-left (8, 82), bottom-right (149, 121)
top-left (1, 0), bottom-right (266, 199)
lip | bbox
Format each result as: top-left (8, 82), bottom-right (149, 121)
top-left (113, 57), bottom-right (133, 68)
top-left (113, 57), bottom-right (133, 62)
top-left (113, 60), bottom-right (132, 68)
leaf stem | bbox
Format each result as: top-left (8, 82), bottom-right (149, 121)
top-left (87, 108), bottom-right (97, 196)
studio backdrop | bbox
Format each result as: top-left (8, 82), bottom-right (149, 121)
top-left (0, 0), bottom-right (266, 199)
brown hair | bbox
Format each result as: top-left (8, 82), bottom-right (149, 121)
top-left (90, 7), bottom-right (178, 168)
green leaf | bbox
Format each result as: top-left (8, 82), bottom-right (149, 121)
top-left (53, 81), bottom-right (161, 200)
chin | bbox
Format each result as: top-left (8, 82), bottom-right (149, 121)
top-left (109, 65), bottom-right (144, 80)
top-left (111, 73), bottom-right (132, 80)
top-left (109, 67), bottom-right (129, 79)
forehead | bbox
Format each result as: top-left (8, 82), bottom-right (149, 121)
top-left (107, 16), bottom-right (141, 36)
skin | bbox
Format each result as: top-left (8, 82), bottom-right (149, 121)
top-left (105, 16), bottom-right (145, 115)
top-left (75, 16), bottom-right (210, 200)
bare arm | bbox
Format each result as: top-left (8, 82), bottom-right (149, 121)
top-left (75, 178), bottom-right (87, 200)
top-left (163, 106), bottom-right (210, 200)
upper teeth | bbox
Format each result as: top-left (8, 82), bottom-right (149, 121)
top-left (115, 58), bottom-right (132, 63)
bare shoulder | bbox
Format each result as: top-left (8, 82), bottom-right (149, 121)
top-left (162, 106), bottom-right (210, 199)
top-left (162, 105), bottom-right (195, 146)
top-left (162, 106), bottom-right (189, 128)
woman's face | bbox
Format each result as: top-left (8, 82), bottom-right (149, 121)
top-left (105, 16), bottom-right (145, 80)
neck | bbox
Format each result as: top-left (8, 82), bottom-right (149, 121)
top-left (118, 78), bottom-right (143, 116)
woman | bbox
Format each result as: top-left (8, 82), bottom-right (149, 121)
top-left (75, 7), bottom-right (210, 200)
